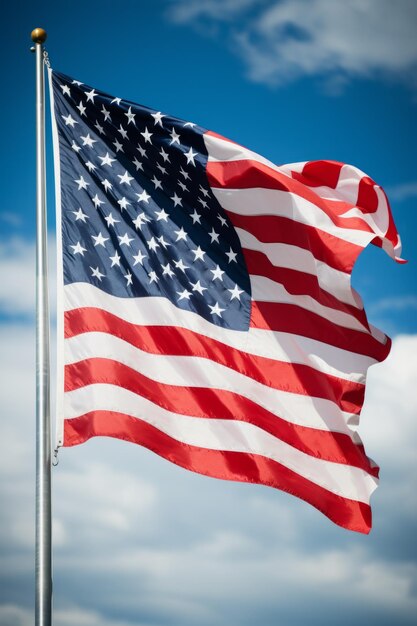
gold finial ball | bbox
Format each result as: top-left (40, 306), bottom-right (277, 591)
top-left (31, 28), bottom-right (47, 44)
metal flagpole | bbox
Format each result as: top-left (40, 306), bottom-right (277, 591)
top-left (31, 27), bottom-right (52, 626)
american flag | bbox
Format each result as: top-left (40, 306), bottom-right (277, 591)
top-left (50, 69), bottom-right (402, 533)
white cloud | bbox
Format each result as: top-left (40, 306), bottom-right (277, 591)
top-left (386, 181), bottom-right (417, 202)
top-left (166, 0), bottom-right (417, 89)
top-left (0, 236), bottom-right (56, 318)
top-left (1, 319), bottom-right (416, 624)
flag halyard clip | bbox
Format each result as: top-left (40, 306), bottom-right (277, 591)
top-left (52, 446), bottom-right (59, 467)
top-left (43, 50), bottom-right (51, 68)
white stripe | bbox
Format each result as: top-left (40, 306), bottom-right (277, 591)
top-left (63, 283), bottom-right (376, 382)
top-left (251, 275), bottom-right (368, 332)
top-left (237, 227), bottom-right (357, 307)
top-left (211, 187), bottom-right (374, 247)
top-left (65, 331), bottom-right (359, 437)
top-left (65, 383), bottom-right (377, 503)
top-left (205, 132), bottom-right (278, 169)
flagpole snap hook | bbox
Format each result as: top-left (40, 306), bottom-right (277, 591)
top-left (43, 50), bottom-right (51, 68)
top-left (52, 447), bottom-right (59, 467)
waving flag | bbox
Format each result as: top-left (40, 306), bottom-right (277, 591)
top-left (50, 69), bottom-right (402, 533)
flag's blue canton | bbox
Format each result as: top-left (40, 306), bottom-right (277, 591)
top-left (52, 71), bottom-right (251, 331)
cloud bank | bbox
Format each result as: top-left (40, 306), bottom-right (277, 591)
top-left (166, 0), bottom-right (417, 89)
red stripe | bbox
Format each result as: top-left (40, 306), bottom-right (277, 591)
top-left (250, 301), bottom-right (391, 362)
top-left (64, 357), bottom-right (377, 475)
top-left (244, 248), bottom-right (369, 328)
top-left (63, 410), bottom-right (373, 533)
top-left (357, 176), bottom-right (379, 214)
top-left (230, 212), bottom-right (362, 273)
top-left (207, 159), bottom-right (375, 234)
top-left (293, 160), bottom-right (343, 189)
top-left (65, 308), bottom-right (366, 413)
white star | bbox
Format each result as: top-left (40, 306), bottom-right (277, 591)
top-left (132, 212), bottom-right (150, 230)
top-left (72, 141), bottom-right (81, 153)
top-left (156, 163), bottom-right (167, 175)
top-left (147, 237), bottom-right (159, 252)
top-left (99, 152), bottom-right (115, 167)
top-left (117, 197), bottom-right (131, 211)
top-left (70, 242), bottom-right (86, 255)
top-left (175, 227), bottom-right (187, 242)
top-left (217, 214), bottom-right (228, 227)
top-left (151, 111), bottom-right (165, 126)
top-left (174, 259), bottom-right (189, 272)
top-left (209, 302), bottom-right (225, 318)
top-left (109, 251), bottom-right (121, 267)
top-left (161, 263), bottom-right (174, 278)
top-left (148, 271), bottom-right (158, 284)
top-left (198, 198), bottom-right (208, 208)
top-left (191, 280), bottom-right (207, 295)
top-left (118, 233), bottom-right (134, 247)
top-left (192, 246), bottom-right (205, 261)
top-left (133, 250), bottom-right (147, 266)
top-left (90, 266), bottom-right (105, 281)
top-left (118, 125), bottom-right (128, 139)
top-left (210, 265), bottom-right (225, 281)
top-left (94, 121), bottom-right (105, 135)
top-left (72, 80), bottom-right (83, 86)
top-left (184, 121), bottom-right (196, 128)
top-left (178, 181), bottom-right (188, 192)
top-left (159, 148), bottom-right (170, 162)
top-left (62, 113), bottom-right (78, 127)
top-left (155, 208), bottom-right (169, 221)
top-left (101, 179), bottom-right (112, 192)
top-left (199, 185), bottom-right (209, 197)
top-left (105, 213), bottom-right (120, 227)
top-left (124, 271), bottom-right (133, 286)
top-left (118, 170), bottom-right (134, 185)
top-left (80, 133), bottom-right (97, 148)
top-left (76, 101), bottom-right (86, 116)
top-left (209, 229), bottom-right (220, 243)
top-left (101, 105), bottom-right (111, 121)
top-left (157, 235), bottom-right (170, 248)
top-left (113, 139), bottom-right (124, 152)
top-left (177, 289), bottom-right (191, 301)
top-left (133, 158), bottom-right (144, 171)
top-left (111, 97), bottom-right (122, 106)
top-left (140, 127), bottom-right (153, 143)
top-left (85, 161), bottom-right (97, 172)
top-left (136, 190), bottom-right (151, 203)
top-left (179, 167), bottom-right (190, 180)
top-left (72, 208), bottom-right (88, 222)
top-left (151, 176), bottom-right (162, 189)
top-left (74, 176), bottom-right (89, 190)
top-left (229, 284), bottom-right (244, 300)
top-left (226, 248), bottom-right (238, 263)
top-left (170, 127), bottom-right (180, 145)
top-left (60, 84), bottom-right (70, 96)
top-left (190, 210), bottom-right (201, 224)
top-left (92, 194), bottom-right (104, 208)
top-left (92, 232), bottom-right (109, 247)
top-left (125, 106), bottom-right (136, 125)
top-left (85, 88), bottom-right (97, 103)
top-left (171, 193), bottom-right (182, 207)
top-left (184, 147), bottom-right (197, 165)
top-left (137, 145), bottom-right (147, 157)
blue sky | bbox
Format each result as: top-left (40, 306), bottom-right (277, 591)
top-left (1, 1), bottom-right (417, 625)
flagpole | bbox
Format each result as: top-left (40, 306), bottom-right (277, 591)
top-left (31, 27), bottom-right (52, 626)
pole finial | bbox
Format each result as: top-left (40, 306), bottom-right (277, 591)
top-left (31, 28), bottom-right (47, 44)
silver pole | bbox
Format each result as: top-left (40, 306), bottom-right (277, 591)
top-left (31, 27), bottom-right (52, 626)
